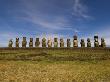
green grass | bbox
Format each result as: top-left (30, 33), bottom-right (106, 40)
top-left (0, 60), bottom-right (110, 82)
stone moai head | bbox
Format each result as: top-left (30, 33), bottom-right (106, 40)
top-left (8, 39), bottom-right (13, 48)
top-left (54, 38), bottom-right (58, 42)
top-left (35, 38), bottom-right (40, 47)
top-left (30, 38), bottom-right (33, 42)
top-left (16, 38), bottom-right (19, 48)
top-left (36, 38), bottom-right (39, 41)
top-left (94, 35), bottom-right (99, 47)
top-left (29, 38), bottom-right (33, 48)
top-left (54, 38), bottom-right (58, 48)
top-left (22, 37), bottom-right (27, 48)
top-left (73, 35), bottom-right (78, 47)
top-left (101, 38), bottom-right (106, 47)
top-left (67, 39), bottom-right (71, 47)
top-left (80, 39), bottom-right (85, 47)
top-left (42, 38), bottom-right (46, 47)
top-left (60, 38), bottom-right (64, 47)
top-left (87, 38), bottom-right (91, 47)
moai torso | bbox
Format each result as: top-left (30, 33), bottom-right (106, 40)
top-left (101, 38), bottom-right (106, 47)
top-left (87, 38), bottom-right (91, 47)
top-left (94, 35), bottom-right (99, 47)
top-left (60, 39), bottom-right (64, 47)
top-left (73, 35), bottom-right (78, 47)
top-left (80, 39), bottom-right (85, 47)
top-left (47, 39), bottom-right (52, 47)
top-left (29, 38), bottom-right (33, 48)
top-left (15, 38), bottom-right (19, 48)
top-left (42, 38), bottom-right (46, 47)
top-left (67, 39), bottom-right (71, 47)
top-left (35, 38), bottom-right (40, 47)
top-left (22, 37), bottom-right (27, 48)
top-left (54, 38), bottom-right (58, 48)
top-left (8, 39), bottom-right (13, 48)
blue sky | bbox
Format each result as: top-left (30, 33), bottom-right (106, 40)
top-left (0, 0), bottom-right (110, 47)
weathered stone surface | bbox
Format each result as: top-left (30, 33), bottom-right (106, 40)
top-left (87, 38), bottom-right (91, 47)
top-left (54, 38), bottom-right (58, 47)
top-left (80, 39), bottom-right (85, 47)
top-left (22, 37), bottom-right (27, 48)
top-left (67, 39), bottom-right (71, 47)
top-left (101, 38), bottom-right (106, 47)
top-left (35, 38), bottom-right (40, 47)
top-left (8, 39), bottom-right (13, 48)
top-left (47, 38), bottom-right (52, 47)
top-left (94, 35), bottom-right (99, 47)
top-left (73, 35), bottom-right (78, 47)
top-left (15, 38), bottom-right (19, 48)
top-left (29, 38), bottom-right (33, 48)
top-left (42, 38), bottom-right (46, 47)
top-left (60, 38), bottom-right (64, 47)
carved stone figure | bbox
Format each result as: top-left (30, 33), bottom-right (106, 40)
top-left (47, 38), bottom-right (52, 47)
top-left (94, 35), bottom-right (99, 47)
top-left (29, 38), bottom-right (33, 48)
top-left (87, 38), bottom-right (91, 47)
top-left (54, 38), bottom-right (58, 47)
top-left (22, 37), bottom-right (27, 48)
top-left (101, 38), bottom-right (106, 47)
top-left (15, 38), bottom-right (19, 48)
top-left (8, 39), bottom-right (13, 48)
top-left (67, 39), bottom-right (71, 47)
top-left (35, 38), bottom-right (40, 47)
top-left (73, 35), bottom-right (78, 47)
top-left (42, 38), bottom-right (46, 47)
top-left (60, 38), bottom-right (64, 47)
top-left (80, 39), bottom-right (85, 47)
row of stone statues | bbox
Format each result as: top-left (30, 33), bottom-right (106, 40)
top-left (8, 35), bottom-right (106, 48)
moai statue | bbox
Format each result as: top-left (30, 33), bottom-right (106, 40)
top-left (60, 38), bottom-right (64, 47)
top-left (73, 35), bottom-right (78, 47)
top-left (22, 37), bottom-right (27, 48)
top-left (54, 38), bottom-right (58, 48)
top-left (42, 38), bottom-right (46, 47)
top-left (94, 35), bottom-right (99, 47)
top-left (15, 38), bottom-right (19, 48)
top-left (29, 38), bottom-right (33, 48)
top-left (35, 38), bottom-right (40, 47)
top-left (87, 38), bottom-right (91, 47)
top-left (67, 39), bottom-right (71, 48)
top-left (80, 39), bottom-right (85, 47)
top-left (47, 38), bottom-right (52, 47)
top-left (8, 39), bottom-right (13, 48)
top-left (101, 38), bottom-right (106, 47)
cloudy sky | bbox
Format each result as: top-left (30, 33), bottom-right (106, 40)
top-left (0, 0), bottom-right (110, 47)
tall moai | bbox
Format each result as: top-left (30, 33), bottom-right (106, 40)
top-left (67, 39), bottom-right (71, 48)
top-left (29, 38), bottom-right (33, 48)
top-left (60, 38), bottom-right (64, 47)
top-left (35, 38), bottom-right (40, 47)
top-left (94, 35), bottom-right (99, 47)
top-left (101, 38), bottom-right (106, 47)
top-left (15, 38), bottom-right (19, 48)
top-left (47, 38), bottom-right (52, 47)
top-left (42, 38), bottom-right (46, 47)
top-left (22, 37), bottom-right (27, 48)
top-left (80, 39), bottom-right (85, 47)
top-left (54, 38), bottom-right (58, 47)
top-left (73, 35), bottom-right (78, 47)
top-left (87, 38), bottom-right (91, 47)
top-left (8, 39), bottom-right (13, 48)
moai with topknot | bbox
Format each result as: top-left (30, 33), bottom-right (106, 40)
top-left (87, 38), bottom-right (91, 47)
top-left (54, 38), bottom-right (58, 48)
top-left (80, 39), bottom-right (85, 47)
top-left (47, 38), bottom-right (52, 47)
top-left (29, 38), bottom-right (33, 48)
top-left (67, 39), bottom-right (71, 48)
top-left (8, 39), bottom-right (13, 48)
top-left (101, 38), bottom-right (106, 47)
top-left (73, 35), bottom-right (78, 47)
top-left (35, 38), bottom-right (40, 47)
top-left (94, 35), bottom-right (99, 47)
top-left (22, 37), bottom-right (27, 48)
top-left (42, 38), bottom-right (46, 47)
top-left (60, 38), bottom-right (64, 47)
top-left (15, 38), bottom-right (19, 48)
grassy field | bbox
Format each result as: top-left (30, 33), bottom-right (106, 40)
top-left (0, 60), bottom-right (110, 82)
